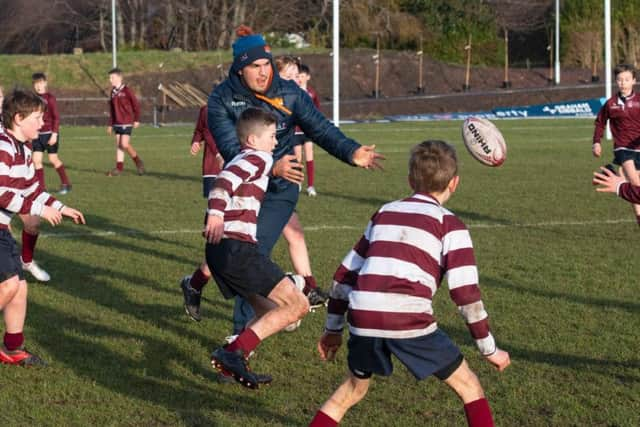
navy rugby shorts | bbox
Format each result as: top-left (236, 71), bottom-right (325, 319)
top-left (206, 239), bottom-right (285, 300)
top-left (347, 329), bottom-right (464, 381)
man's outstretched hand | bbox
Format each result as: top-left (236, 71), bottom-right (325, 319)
top-left (353, 145), bottom-right (385, 170)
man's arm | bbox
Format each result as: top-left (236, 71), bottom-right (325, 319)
top-left (207, 89), bottom-right (242, 162)
top-left (294, 88), bottom-right (360, 165)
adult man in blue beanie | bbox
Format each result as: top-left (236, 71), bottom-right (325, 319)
top-left (194, 26), bottom-right (383, 387)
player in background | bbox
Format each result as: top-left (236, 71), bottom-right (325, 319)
top-left (0, 90), bottom-right (85, 366)
top-left (31, 73), bottom-right (71, 194)
top-left (206, 107), bottom-right (309, 388)
top-left (592, 64), bottom-right (640, 226)
top-left (106, 68), bottom-right (145, 177)
top-left (180, 105), bottom-right (224, 322)
top-left (295, 63), bottom-right (320, 197)
top-left (274, 54), bottom-right (327, 308)
top-left (310, 140), bottom-right (510, 427)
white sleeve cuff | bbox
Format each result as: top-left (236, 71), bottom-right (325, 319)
top-left (207, 209), bottom-right (224, 217)
top-left (29, 201), bottom-right (44, 217)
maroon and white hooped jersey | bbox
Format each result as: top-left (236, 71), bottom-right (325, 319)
top-left (0, 129), bottom-right (63, 228)
top-left (326, 193), bottom-right (496, 355)
top-left (207, 149), bottom-right (273, 244)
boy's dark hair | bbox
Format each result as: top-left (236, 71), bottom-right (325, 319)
top-left (108, 67), bottom-right (123, 76)
top-left (409, 140), bottom-right (458, 194)
top-left (32, 72), bottom-right (47, 82)
top-left (236, 107), bottom-right (277, 146)
top-left (2, 89), bottom-right (45, 129)
top-left (298, 64), bottom-right (310, 75)
top-left (614, 64), bottom-right (636, 79)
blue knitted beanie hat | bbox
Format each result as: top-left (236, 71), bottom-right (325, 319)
top-left (232, 26), bottom-right (272, 72)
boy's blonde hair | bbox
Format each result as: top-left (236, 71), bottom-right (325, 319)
top-left (409, 140), bottom-right (458, 194)
top-left (236, 107), bottom-right (277, 146)
top-left (274, 55), bottom-right (300, 73)
top-left (1, 89), bottom-right (45, 129)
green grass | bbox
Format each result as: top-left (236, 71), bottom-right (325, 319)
top-left (0, 48), bottom-right (328, 92)
top-left (0, 119), bottom-right (638, 426)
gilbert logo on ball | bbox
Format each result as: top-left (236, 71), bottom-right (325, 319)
top-left (461, 117), bottom-right (507, 167)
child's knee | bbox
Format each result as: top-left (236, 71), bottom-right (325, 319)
top-left (444, 361), bottom-right (485, 403)
top-left (294, 290), bottom-right (310, 318)
top-left (0, 278), bottom-right (22, 307)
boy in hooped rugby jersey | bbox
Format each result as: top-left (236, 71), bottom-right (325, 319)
top-left (206, 107), bottom-right (309, 389)
top-left (106, 68), bottom-right (145, 176)
top-left (310, 141), bottom-right (510, 427)
top-left (0, 90), bottom-right (85, 366)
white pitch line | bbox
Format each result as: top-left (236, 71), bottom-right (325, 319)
top-left (37, 218), bottom-right (634, 239)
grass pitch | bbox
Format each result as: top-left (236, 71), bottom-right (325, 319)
top-left (0, 119), bottom-right (638, 426)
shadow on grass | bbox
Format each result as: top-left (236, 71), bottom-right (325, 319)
top-left (318, 190), bottom-right (391, 207)
top-left (453, 209), bottom-right (513, 226)
top-left (28, 299), bottom-right (300, 426)
top-left (79, 212), bottom-right (196, 250)
top-left (62, 164), bottom-right (200, 184)
top-left (484, 275), bottom-right (640, 313)
top-left (442, 321), bottom-right (639, 384)
top-left (35, 249), bottom-right (233, 338)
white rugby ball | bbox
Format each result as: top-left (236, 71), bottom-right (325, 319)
top-left (461, 117), bottom-right (507, 167)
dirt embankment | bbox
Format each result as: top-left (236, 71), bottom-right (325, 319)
top-left (57, 49), bottom-right (607, 124)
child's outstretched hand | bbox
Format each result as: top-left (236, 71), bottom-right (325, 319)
top-left (486, 349), bottom-right (510, 372)
top-left (40, 206), bottom-right (63, 226)
top-left (61, 207), bottom-right (86, 225)
top-left (318, 331), bottom-right (342, 361)
top-left (593, 166), bottom-right (625, 193)
top-left (204, 214), bottom-right (224, 244)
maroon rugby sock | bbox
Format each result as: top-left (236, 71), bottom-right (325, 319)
top-left (306, 160), bottom-right (315, 187)
top-left (35, 168), bottom-right (45, 189)
top-left (225, 328), bottom-right (261, 358)
top-left (3, 332), bottom-right (24, 352)
top-left (309, 410), bottom-right (338, 427)
top-left (190, 267), bottom-right (210, 292)
top-left (464, 398), bottom-right (494, 427)
top-left (55, 165), bottom-right (70, 186)
top-left (21, 230), bottom-right (38, 264)
top-left (132, 156), bottom-right (143, 167)
top-left (303, 275), bottom-right (318, 295)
